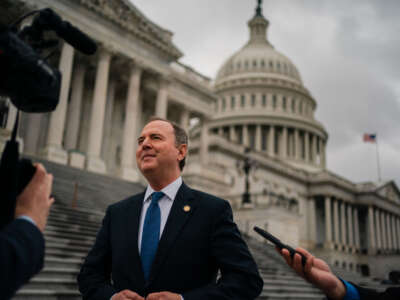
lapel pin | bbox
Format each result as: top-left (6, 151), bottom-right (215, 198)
top-left (183, 205), bottom-right (191, 212)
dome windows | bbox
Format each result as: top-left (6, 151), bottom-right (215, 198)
top-left (261, 60), bottom-right (265, 68)
top-left (253, 60), bottom-right (257, 67)
top-left (251, 94), bottom-right (256, 106)
top-left (262, 94), bottom-right (267, 107)
top-left (241, 95), bottom-right (246, 107)
top-left (282, 96), bottom-right (287, 111)
top-left (272, 94), bottom-right (277, 109)
top-left (231, 96), bottom-right (236, 108)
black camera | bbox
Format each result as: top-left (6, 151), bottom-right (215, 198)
top-left (0, 8), bottom-right (97, 229)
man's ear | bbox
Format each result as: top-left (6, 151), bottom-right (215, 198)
top-left (177, 144), bottom-right (188, 161)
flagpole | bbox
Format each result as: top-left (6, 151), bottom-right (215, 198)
top-left (375, 134), bottom-right (382, 182)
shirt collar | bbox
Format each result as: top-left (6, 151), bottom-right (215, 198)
top-left (144, 176), bottom-right (183, 203)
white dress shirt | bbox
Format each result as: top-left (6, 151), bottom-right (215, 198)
top-left (138, 176), bottom-right (182, 252)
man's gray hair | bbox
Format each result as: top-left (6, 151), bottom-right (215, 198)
top-left (148, 117), bottom-right (188, 171)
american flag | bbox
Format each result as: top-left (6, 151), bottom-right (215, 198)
top-left (363, 133), bottom-right (376, 143)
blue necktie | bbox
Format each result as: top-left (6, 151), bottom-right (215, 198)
top-left (141, 191), bottom-right (164, 282)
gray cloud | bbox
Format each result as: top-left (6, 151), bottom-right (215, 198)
top-left (131, 0), bottom-right (400, 185)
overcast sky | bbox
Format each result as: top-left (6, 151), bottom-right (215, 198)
top-left (131, 0), bottom-right (400, 187)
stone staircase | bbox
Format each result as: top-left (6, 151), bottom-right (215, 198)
top-left (11, 159), bottom-right (389, 299)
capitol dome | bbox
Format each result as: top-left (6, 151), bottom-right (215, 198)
top-left (211, 3), bottom-right (328, 172)
top-left (216, 13), bottom-right (302, 86)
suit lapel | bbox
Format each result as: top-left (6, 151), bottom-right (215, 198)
top-left (125, 192), bottom-right (146, 287)
top-left (147, 183), bottom-right (197, 285)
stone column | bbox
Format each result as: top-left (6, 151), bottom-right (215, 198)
top-left (243, 124), bottom-right (249, 147)
top-left (324, 196), bottom-right (333, 248)
top-left (340, 201), bottom-right (347, 247)
top-left (281, 126), bottom-right (288, 158)
top-left (312, 134), bottom-right (317, 164)
top-left (304, 131), bottom-right (310, 162)
top-left (375, 209), bottom-right (382, 251)
top-left (86, 48), bottom-right (111, 173)
top-left (268, 125), bottom-right (275, 156)
top-left (117, 63), bottom-right (143, 181)
top-left (24, 114), bottom-right (43, 154)
top-left (347, 204), bottom-right (354, 249)
top-left (180, 108), bottom-right (190, 131)
top-left (65, 63), bottom-right (86, 152)
top-left (255, 125), bottom-right (262, 151)
top-left (230, 125), bottom-right (237, 142)
top-left (391, 215), bottom-right (397, 251)
top-left (294, 129), bottom-right (300, 160)
top-left (333, 199), bottom-right (340, 245)
top-left (155, 78), bottom-right (169, 118)
top-left (380, 211), bottom-right (387, 251)
top-left (42, 43), bottom-right (74, 164)
top-left (321, 139), bottom-right (326, 168)
top-left (397, 218), bottom-right (400, 250)
top-left (308, 197), bottom-right (317, 248)
top-left (354, 207), bottom-right (360, 249)
top-left (368, 206), bottom-right (376, 253)
top-left (101, 79), bottom-right (116, 165)
top-left (200, 118), bottom-right (209, 164)
top-left (386, 213), bottom-right (393, 250)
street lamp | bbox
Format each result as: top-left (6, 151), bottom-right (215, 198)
top-left (237, 147), bottom-right (256, 205)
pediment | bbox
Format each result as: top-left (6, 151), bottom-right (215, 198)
top-left (73, 0), bottom-right (182, 59)
top-left (376, 181), bottom-right (400, 203)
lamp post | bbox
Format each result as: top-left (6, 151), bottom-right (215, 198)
top-left (238, 147), bottom-right (256, 205)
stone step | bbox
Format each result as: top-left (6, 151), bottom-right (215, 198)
top-left (44, 227), bottom-right (97, 242)
top-left (23, 277), bottom-right (77, 291)
top-left (45, 235), bottom-right (96, 248)
top-left (14, 289), bottom-right (81, 300)
top-left (48, 214), bottom-right (102, 228)
top-left (44, 256), bottom-right (83, 269)
top-left (47, 218), bottom-right (100, 234)
top-left (37, 267), bottom-right (79, 280)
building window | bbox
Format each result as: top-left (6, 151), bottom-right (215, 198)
top-left (237, 62), bottom-right (241, 70)
top-left (262, 94), bottom-right (267, 107)
top-left (245, 60), bottom-right (249, 69)
top-left (291, 98), bottom-right (296, 112)
top-left (251, 95), bottom-right (256, 106)
top-left (277, 62), bottom-right (281, 71)
top-left (241, 95), bottom-right (245, 107)
top-left (299, 101), bottom-right (303, 114)
top-left (231, 96), bottom-right (235, 109)
top-left (222, 98), bottom-right (226, 111)
top-left (273, 94), bottom-right (277, 109)
top-left (253, 60), bottom-right (257, 67)
top-left (282, 97), bottom-right (286, 110)
top-left (261, 60), bottom-right (265, 68)
top-left (269, 61), bottom-right (273, 69)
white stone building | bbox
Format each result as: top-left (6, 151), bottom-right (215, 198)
top-left (1, 0), bottom-right (400, 279)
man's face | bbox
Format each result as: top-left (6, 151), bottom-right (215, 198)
top-left (136, 120), bottom-right (184, 176)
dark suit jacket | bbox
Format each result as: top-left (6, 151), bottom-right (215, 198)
top-left (354, 283), bottom-right (400, 300)
top-left (78, 183), bottom-right (263, 300)
top-left (0, 219), bottom-right (45, 300)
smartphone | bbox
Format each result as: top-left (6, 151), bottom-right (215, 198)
top-left (253, 226), bottom-right (307, 267)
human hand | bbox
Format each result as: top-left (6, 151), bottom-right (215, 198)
top-left (146, 291), bottom-right (181, 300)
top-left (111, 290), bottom-right (144, 300)
top-left (14, 163), bottom-right (54, 232)
top-left (277, 247), bottom-right (346, 300)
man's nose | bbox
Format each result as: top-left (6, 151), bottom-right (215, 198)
top-left (141, 137), bottom-right (152, 149)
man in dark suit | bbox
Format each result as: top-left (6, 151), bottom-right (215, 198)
top-left (1, 164), bottom-right (54, 299)
top-left (277, 247), bottom-right (400, 300)
top-left (78, 118), bottom-right (263, 300)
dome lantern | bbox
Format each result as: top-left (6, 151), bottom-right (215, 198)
top-left (248, 0), bottom-right (271, 46)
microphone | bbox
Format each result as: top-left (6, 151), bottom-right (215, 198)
top-left (34, 8), bottom-right (97, 55)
